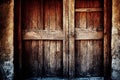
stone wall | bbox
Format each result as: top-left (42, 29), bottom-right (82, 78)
top-left (0, 0), bottom-right (14, 80)
top-left (112, 0), bottom-right (120, 80)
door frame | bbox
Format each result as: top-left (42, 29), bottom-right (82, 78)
top-left (14, 0), bottom-right (112, 79)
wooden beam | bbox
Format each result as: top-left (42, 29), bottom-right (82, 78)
top-left (75, 28), bottom-right (103, 40)
top-left (104, 0), bottom-right (112, 79)
top-left (63, 0), bottom-right (69, 77)
top-left (14, 0), bottom-right (22, 79)
top-left (75, 8), bottom-right (103, 12)
top-left (22, 30), bottom-right (64, 40)
top-left (68, 0), bottom-right (75, 78)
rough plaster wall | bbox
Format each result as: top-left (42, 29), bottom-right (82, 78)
top-left (112, 0), bottom-right (120, 80)
top-left (0, 0), bottom-right (14, 80)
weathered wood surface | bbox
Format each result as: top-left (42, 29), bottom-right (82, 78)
top-left (75, 8), bottom-right (103, 12)
top-left (68, 0), bottom-right (75, 78)
top-left (16, 0), bottom-right (111, 79)
top-left (75, 28), bottom-right (103, 40)
top-left (23, 29), bottom-right (103, 40)
top-left (63, 0), bottom-right (69, 77)
top-left (75, 0), bottom-right (104, 77)
top-left (104, 0), bottom-right (112, 79)
top-left (22, 0), bottom-right (63, 78)
top-left (23, 30), bottom-right (64, 40)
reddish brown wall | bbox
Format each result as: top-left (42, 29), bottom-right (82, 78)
top-left (0, 0), bottom-right (14, 79)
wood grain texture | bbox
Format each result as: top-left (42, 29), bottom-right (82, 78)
top-left (49, 0), bottom-right (58, 75)
top-left (30, 1), bottom-right (40, 77)
top-left (43, 0), bottom-right (50, 76)
top-left (31, 41), bottom-right (39, 76)
top-left (68, 0), bottom-right (75, 78)
top-left (37, 0), bottom-right (44, 76)
top-left (63, 0), bottom-right (69, 77)
top-left (75, 0), bottom-right (87, 77)
top-left (75, 0), bottom-right (104, 77)
top-left (43, 0), bottom-right (63, 76)
top-left (22, 0), bottom-right (63, 78)
top-left (75, 28), bottom-right (103, 40)
top-left (22, 0), bottom-right (40, 78)
top-left (104, 0), bottom-right (112, 79)
top-left (17, 0), bottom-right (111, 79)
top-left (22, 30), bottom-right (64, 40)
top-left (75, 8), bottom-right (103, 12)
top-left (93, 0), bottom-right (104, 77)
top-left (55, 0), bottom-right (63, 76)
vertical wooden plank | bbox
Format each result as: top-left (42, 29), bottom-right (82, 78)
top-left (86, 0), bottom-right (90, 74)
top-left (49, 0), bottom-right (57, 75)
top-left (87, 40), bottom-right (94, 75)
top-left (37, 0), bottom-right (43, 76)
top-left (79, 0), bottom-right (87, 75)
top-left (86, 0), bottom-right (94, 30)
top-left (56, 41), bottom-right (62, 75)
top-left (86, 0), bottom-right (94, 76)
top-left (69, 0), bottom-right (75, 77)
top-left (76, 40), bottom-right (94, 77)
top-left (49, 40), bottom-right (56, 75)
top-left (80, 41), bottom-right (88, 76)
top-left (104, 0), bottom-right (112, 79)
top-left (86, 1), bottom-right (94, 75)
top-left (88, 1), bottom-right (95, 76)
top-left (93, 0), bottom-right (104, 76)
top-left (75, 0), bottom-right (87, 77)
top-left (30, 0), bottom-right (39, 77)
top-left (44, 40), bottom-right (50, 76)
top-left (56, 0), bottom-right (63, 31)
top-left (79, 0), bottom-right (86, 29)
top-left (63, 0), bottom-right (69, 77)
top-left (38, 41), bottom-right (43, 76)
top-left (93, 40), bottom-right (103, 76)
top-left (38, 0), bottom-right (44, 30)
top-left (75, 41), bottom-right (80, 76)
top-left (14, 0), bottom-right (22, 79)
top-left (31, 41), bottom-right (39, 77)
top-left (31, 0), bottom-right (38, 29)
top-left (55, 0), bottom-right (63, 76)
top-left (44, 0), bottom-right (50, 76)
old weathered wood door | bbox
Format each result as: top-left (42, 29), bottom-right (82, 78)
top-left (68, 0), bottom-right (111, 79)
top-left (14, 0), bottom-right (111, 79)
top-left (75, 0), bottom-right (104, 77)
top-left (21, 0), bottom-right (69, 78)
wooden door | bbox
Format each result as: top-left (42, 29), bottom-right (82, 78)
top-left (14, 0), bottom-right (111, 79)
top-left (68, 0), bottom-right (111, 79)
top-left (75, 0), bottom-right (104, 77)
top-left (21, 0), bottom-right (69, 79)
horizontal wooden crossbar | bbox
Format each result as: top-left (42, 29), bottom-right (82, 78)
top-left (22, 30), bottom-right (64, 40)
top-left (23, 29), bottom-right (103, 40)
top-left (75, 28), bottom-right (103, 40)
top-left (75, 8), bottom-right (103, 12)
